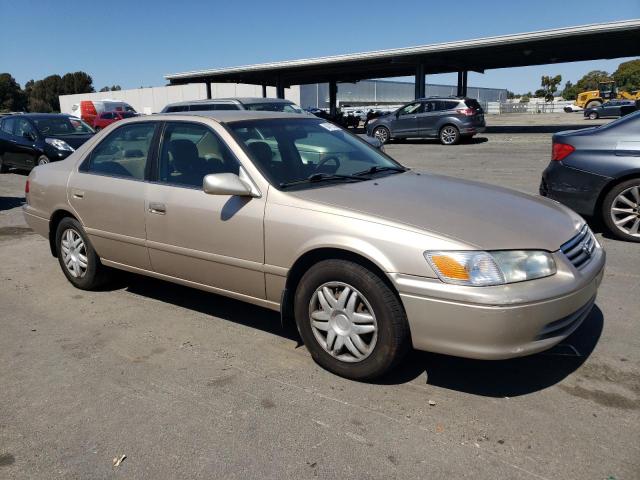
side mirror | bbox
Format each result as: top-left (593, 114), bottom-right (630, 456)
top-left (203, 173), bottom-right (255, 197)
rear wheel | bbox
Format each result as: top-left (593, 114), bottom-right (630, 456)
top-left (439, 125), bottom-right (460, 145)
top-left (602, 179), bottom-right (640, 242)
top-left (588, 112), bottom-right (599, 120)
top-left (294, 259), bottom-right (410, 380)
top-left (373, 126), bottom-right (390, 144)
top-left (56, 217), bottom-right (112, 289)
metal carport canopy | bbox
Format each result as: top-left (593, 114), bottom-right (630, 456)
top-left (165, 20), bottom-right (640, 87)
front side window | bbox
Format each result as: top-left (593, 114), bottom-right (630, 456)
top-left (158, 122), bottom-right (239, 188)
top-left (229, 118), bottom-right (404, 189)
top-left (87, 122), bottom-right (156, 180)
top-left (399, 102), bottom-right (423, 115)
top-left (15, 118), bottom-right (37, 139)
top-left (32, 116), bottom-right (93, 135)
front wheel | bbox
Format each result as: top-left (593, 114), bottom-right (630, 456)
top-left (37, 155), bottom-right (50, 166)
top-left (588, 112), bottom-right (599, 120)
top-left (56, 217), bottom-right (113, 289)
top-left (602, 179), bottom-right (640, 242)
top-left (294, 259), bottom-right (409, 380)
top-left (439, 125), bottom-right (460, 145)
top-left (372, 126), bottom-right (390, 144)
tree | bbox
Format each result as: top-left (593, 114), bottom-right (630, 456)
top-left (506, 90), bottom-right (516, 99)
top-left (613, 59), bottom-right (640, 92)
top-left (61, 71), bottom-right (94, 95)
top-left (540, 75), bottom-right (562, 102)
top-left (0, 73), bottom-right (26, 112)
top-left (534, 89), bottom-right (546, 98)
top-left (99, 86), bottom-right (110, 92)
top-left (562, 81), bottom-right (578, 100)
top-left (27, 74), bottom-right (63, 112)
top-left (99, 85), bottom-right (122, 92)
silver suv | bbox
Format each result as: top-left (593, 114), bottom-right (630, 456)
top-left (366, 97), bottom-right (486, 145)
top-left (161, 97), bottom-right (304, 114)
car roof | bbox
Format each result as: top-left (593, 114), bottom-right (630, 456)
top-left (164, 97), bottom-right (295, 107)
top-left (141, 110), bottom-right (316, 124)
top-left (2, 113), bottom-right (74, 120)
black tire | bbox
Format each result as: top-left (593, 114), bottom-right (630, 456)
top-left (588, 112), bottom-right (599, 120)
top-left (439, 124), bottom-right (460, 145)
top-left (372, 126), bottom-right (390, 144)
top-left (37, 155), bottom-right (50, 166)
top-left (294, 259), bottom-right (410, 380)
top-left (602, 178), bottom-right (640, 243)
top-left (95, 126), bottom-right (101, 132)
top-left (55, 217), bottom-right (112, 289)
top-left (0, 155), bottom-right (9, 173)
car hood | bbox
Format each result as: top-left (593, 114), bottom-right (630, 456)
top-left (49, 134), bottom-right (94, 149)
top-left (289, 171), bottom-right (582, 251)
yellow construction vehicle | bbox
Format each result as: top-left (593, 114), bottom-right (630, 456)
top-left (575, 81), bottom-right (640, 109)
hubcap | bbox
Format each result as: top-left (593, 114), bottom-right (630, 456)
top-left (441, 127), bottom-right (457, 144)
top-left (309, 282), bottom-right (378, 363)
top-left (38, 156), bottom-right (49, 166)
top-left (61, 228), bottom-right (88, 278)
top-left (374, 127), bottom-right (388, 143)
top-left (611, 185), bottom-right (640, 237)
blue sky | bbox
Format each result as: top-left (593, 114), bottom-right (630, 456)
top-left (1, 0), bottom-right (638, 93)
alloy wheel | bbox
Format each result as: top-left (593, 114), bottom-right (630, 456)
top-left (60, 228), bottom-right (88, 278)
top-left (440, 126), bottom-right (458, 145)
top-left (308, 282), bottom-right (378, 363)
top-left (610, 185), bottom-right (640, 237)
top-left (373, 127), bottom-right (389, 143)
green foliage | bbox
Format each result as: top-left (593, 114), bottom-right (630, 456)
top-left (562, 81), bottom-right (578, 100)
top-left (0, 73), bottom-right (26, 112)
top-left (519, 95), bottom-right (530, 103)
top-left (540, 75), bottom-right (562, 102)
top-left (99, 85), bottom-right (122, 92)
top-left (534, 89), bottom-right (546, 98)
top-left (613, 59), bottom-right (640, 91)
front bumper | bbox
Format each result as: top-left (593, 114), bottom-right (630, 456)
top-left (540, 161), bottom-right (610, 216)
top-left (392, 246), bottom-right (605, 360)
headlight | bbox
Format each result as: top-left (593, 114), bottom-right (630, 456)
top-left (424, 250), bottom-right (556, 286)
top-left (45, 138), bottom-right (74, 152)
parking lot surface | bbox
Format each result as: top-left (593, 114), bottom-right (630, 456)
top-left (1, 113), bottom-right (638, 479)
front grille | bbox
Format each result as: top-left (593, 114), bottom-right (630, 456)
top-left (536, 295), bottom-right (595, 340)
top-left (560, 224), bottom-right (596, 269)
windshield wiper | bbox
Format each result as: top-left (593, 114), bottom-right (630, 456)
top-left (353, 165), bottom-right (408, 176)
top-left (279, 172), bottom-right (367, 188)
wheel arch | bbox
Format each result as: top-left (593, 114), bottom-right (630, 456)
top-left (594, 171), bottom-right (640, 217)
top-left (49, 209), bottom-right (78, 257)
top-left (280, 247), bottom-right (400, 325)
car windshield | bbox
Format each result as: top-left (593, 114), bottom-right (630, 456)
top-left (244, 102), bottom-right (304, 114)
top-left (229, 118), bottom-right (405, 189)
top-left (32, 117), bottom-right (94, 135)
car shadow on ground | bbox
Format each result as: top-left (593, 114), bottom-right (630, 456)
top-left (117, 271), bottom-right (602, 396)
top-left (0, 196), bottom-right (25, 212)
top-left (376, 306), bottom-right (604, 397)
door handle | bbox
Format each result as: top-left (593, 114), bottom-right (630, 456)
top-left (72, 190), bottom-right (84, 199)
top-left (148, 202), bottom-right (166, 215)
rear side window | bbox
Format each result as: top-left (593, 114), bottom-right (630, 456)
top-left (1, 118), bottom-right (15, 135)
top-left (443, 101), bottom-right (460, 110)
top-left (165, 105), bottom-right (189, 113)
top-left (214, 103), bottom-right (241, 111)
top-left (188, 103), bottom-right (218, 112)
top-left (87, 122), bottom-right (156, 180)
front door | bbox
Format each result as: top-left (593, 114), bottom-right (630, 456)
top-left (417, 100), bottom-right (443, 135)
top-left (68, 121), bottom-right (158, 270)
top-left (145, 121), bottom-right (265, 299)
top-left (392, 102), bottom-right (424, 137)
top-left (12, 118), bottom-right (40, 168)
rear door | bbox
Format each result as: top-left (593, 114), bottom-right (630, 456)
top-left (68, 121), bottom-right (158, 269)
top-left (417, 101), bottom-right (441, 135)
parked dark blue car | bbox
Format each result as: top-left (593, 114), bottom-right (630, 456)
top-left (0, 114), bottom-right (94, 172)
top-left (540, 111), bottom-right (640, 242)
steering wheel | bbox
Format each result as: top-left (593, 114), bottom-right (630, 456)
top-left (316, 156), bottom-right (341, 172)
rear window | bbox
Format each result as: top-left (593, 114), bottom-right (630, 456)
top-left (464, 99), bottom-right (482, 111)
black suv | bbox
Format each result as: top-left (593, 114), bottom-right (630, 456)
top-left (0, 114), bottom-right (94, 171)
top-left (366, 97), bottom-right (486, 145)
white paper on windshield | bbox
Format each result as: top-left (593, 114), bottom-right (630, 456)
top-left (319, 122), bottom-right (342, 131)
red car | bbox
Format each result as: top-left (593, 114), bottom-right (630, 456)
top-left (91, 111), bottom-right (137, 131)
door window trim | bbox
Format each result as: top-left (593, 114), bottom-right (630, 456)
top-left (79, 121), bottom-right (160, 182)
